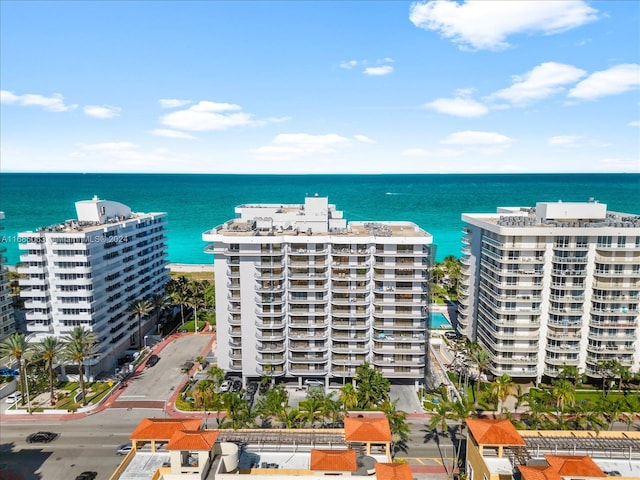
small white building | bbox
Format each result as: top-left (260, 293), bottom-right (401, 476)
top-left (18, 197), bottom-right (169, 377)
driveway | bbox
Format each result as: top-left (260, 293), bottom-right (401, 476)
top-left (112, 333), bottom-right (214, 409)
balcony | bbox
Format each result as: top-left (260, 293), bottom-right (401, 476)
top-left (254, 270), bottom-right (285, 280)
top-left (255, 330), bottom-right (285, 341)
top-left (256, 354), bottom-right (286, 365)
top-left (373, 332), bottom-right (425, 343)
top-left (331, 330), bottom-right (371, 341)
top-left (289, 353), bottom-right (329, 363)
top-left (288, 330), bottom-right (329, 340)
top-left (255, 318), bottom-right (286, 328)
top-left (373, 320), bottom-right (426, 331)
top-left (288, 365), bottom-right (328, 375)
top-left (331, 343), bottom-right (369, 354)
top-left (545, 344), bottom-right (580, 354)
top-left (331, 356), bottom-right (368, 366)
top-left (256, 365), bottom-right (285, 376)
top-left (255, 283), bottom-right (284, 293)
top-left (289, 341), bottom-right (328, 352)
top-left (255, 306), bottom-right (286, 317)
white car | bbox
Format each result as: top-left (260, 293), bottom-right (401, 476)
top-left (5, 392), bottom-right (22, 404)
top-left (220, 380), bottom-right (232, 392)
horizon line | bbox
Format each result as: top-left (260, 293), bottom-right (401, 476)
top-left (2, 171), bottom-right (639, 175)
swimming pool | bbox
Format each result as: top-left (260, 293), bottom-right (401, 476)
top-left (430, 312), bottom-right (452, 329)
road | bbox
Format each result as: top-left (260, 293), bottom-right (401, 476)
top-left (0, 332), bottom-right (459, 479)
top-left (0, 333), bottom-right (214, 480)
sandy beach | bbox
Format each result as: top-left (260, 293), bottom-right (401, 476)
top-left (168, 263), bottom-right (214, 273)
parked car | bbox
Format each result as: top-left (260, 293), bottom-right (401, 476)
top-left (232, 379), bottom-right (243, 392)
top-left (246, 381), bottom-right (259, 395)
top-left (304, 379), bottom-right (324, 388)
top-left (26, 431), bottom-right (58, 443)
top-left (146, 354), bottom-right (160, 367)
top-left (220, 380), bottom-right (232, 392)
top-left (117, 354), bottom-right (134, 365)
top-left (116, 444), bottom-right (133, 455)
top-left (5, 392), bottom-right (22, 404)
top-left (181, 361), bottom-right (194, 372)
top-left (74, 471), bottom-right (97, 480)
top-left (0, 368), bottom-right (19, 376)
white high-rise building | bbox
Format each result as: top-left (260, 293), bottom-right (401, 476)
top-left (203, 196), bottom-right (434, 387)
top-left (18, 197), bottom-right (168, 377)
top-left (0, 212), bottom-right (17, 342)
top-left (458, 200), bottom-right (640, 382)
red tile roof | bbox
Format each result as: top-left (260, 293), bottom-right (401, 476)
top-left (375, 462), bottom-right (413, 480)
top-left (167, 430), bottom-right (220, 451)
top-left (465, 418), bottom-right (525, 446)
top-left (344, 417), bottom-right (392, 442)
top-left (130, 418), bottom-right (203, 441)
top-left (310, 449), bottom-right (358, 472)
top-left (519, 455), bottom-right (606, 480)
top-left (544, 455), bottom-right (606, 478)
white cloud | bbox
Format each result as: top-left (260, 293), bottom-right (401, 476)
top-left (81, 142), bottom-right (138, 152)
top-left (83, 105), bottom-right (122, 119)
top-left (151, 129), bottom-right (197, 140)
top-left (568, 64), bottom-right (640, 100)
top-left (425, 96), bottom-right (488, 117)
top-left (490, 62), bottom-right (587, 105)
top-left (629, 120), bottom-right (640, 127)
top-left (354, 135), bottom-right (375, 144)
top-left (72, 142), bottom-right (188, 168)
top-left (548, 135), bottom-right (583, 147)
top-left (401, 148), bottom-right (461, 158)
top-left (339, 60), bottom-right (360, 70)
top-left (363, 65), bottom-right (394, 76)
top-left (159, 101), bottom-right (264, 131)
top-left (159, 98), bottom-right (192, 109)
top-left (0, 90), bottom-right (77, 112)
top-left (340, 58), bottom-right (394, 75)
top-left (442, 130), bottom-right (514, 146)
top-left (409, 0), bottom-right (599, 51)
top-left (252, 133), bottom-right (370, 160)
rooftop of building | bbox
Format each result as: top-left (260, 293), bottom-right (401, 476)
top-left (468, 419), bottom-right (640, 479)
top-left (204, 195), bottom-right (432, 240)
top-left (209, 220), bottom-right (431, 238)
top-left (115, 418), bottom-right (392, 480)
top-left (462, 200), bottom-right (640, 229)
top-left (22, 197), bottom-right (166, 235)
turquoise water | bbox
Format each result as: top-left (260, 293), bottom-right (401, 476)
top-left (1, 173), bottom-right (638, 266)
top-left (430, 312), bottom-right (452, 329)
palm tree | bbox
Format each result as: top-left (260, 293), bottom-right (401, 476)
top-left (354, 362), bottom-right (390, 409)
top-left (381, 399), bottom-right (410, 459)
top-left (491, 374), bottom-right (515, 414)
top-left (551, 379), bottom-right (575, 415)
top-left (128, 299), bottom-right (153, 348)
top-left (468, 342), bottom-right (490, 403)
top-left (36, 336), bottom-right (64, 405)
top-left (63, 327), bottom-right (97, 406)
top-left (150, 293), bottom-right (169, 331)
top-left (298, 394), bottom-right (324, 427)
top-left (339, 383), bottom-right (358, 412)
top-left (206, 365), bottom-right (225, 388)
top-left (0, 333), bottom-right (32, 406)
top-left (186, 281), bottom-right (205, 332)
top-left (219, 391), bottom-right (250, 429)
top-left (167, 276), bottom-right (190, 325)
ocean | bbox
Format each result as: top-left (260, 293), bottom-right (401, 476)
top-left (1, 173), bottom-right (638, 266)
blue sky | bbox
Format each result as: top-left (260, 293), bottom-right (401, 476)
top-left (1, 0), bottom-right (638, 174)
